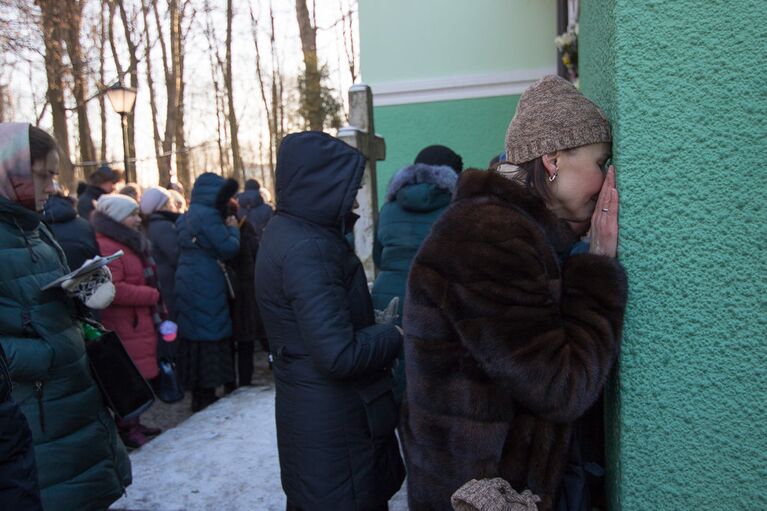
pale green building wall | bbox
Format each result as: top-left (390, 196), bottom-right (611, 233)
top-left (358, 0), bottom-right (556, 204)
top-left (360, 0), bottom-right (556, 83)
top-left (580, 0), bottom-right (767, 509)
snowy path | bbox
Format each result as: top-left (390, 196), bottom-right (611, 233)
top-left (111, 384), bottom-right (408, 510)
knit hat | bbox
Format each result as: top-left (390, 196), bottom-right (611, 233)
top-left (414, 145), bottom-right (463, 174)
top-left (245, 179), bottom-right (261, 191)
top-left (505, 75), bottom-right (611, 164)
top-left (140, 186), bottom-right (171, 215)
top-left (96, 194), bottom-right (139, 222)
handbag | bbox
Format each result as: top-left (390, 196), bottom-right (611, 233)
top-left (154, 358), bottom-right (184, 403)
top-left (82, 321), bottom-right (155, 420)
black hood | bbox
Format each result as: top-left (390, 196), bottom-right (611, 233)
top-left (43, 195), bottom-right (77, 224)
top-left (275, 131), bottom-right (365, 227)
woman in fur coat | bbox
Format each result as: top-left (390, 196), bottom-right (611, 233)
top-left (401, 75), bottom-right (628, 511)
top-left (93, 194), bottom-right (163, 448)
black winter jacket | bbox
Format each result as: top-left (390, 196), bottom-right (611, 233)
top-left (43, 195), bottom-right (99, 270)
top-left (146, 211), bottom-right (181, 320)
top-left (238, 188), bottom-right (273, 240)
top-left (255, 132), bottom-right (405, 510)
top-left (76, 185), bottom-right (106, 221)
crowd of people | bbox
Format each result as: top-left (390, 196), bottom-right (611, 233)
top-left (1, 75), bottom-right (627, 511)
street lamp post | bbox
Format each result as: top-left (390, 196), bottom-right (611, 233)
top-left (106, 82), bottom-right (137, 183)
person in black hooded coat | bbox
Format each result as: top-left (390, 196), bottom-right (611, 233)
top-left (42, 193), bottom-right (99, 270)
top-left (255, 131), bottom-right (405, 511)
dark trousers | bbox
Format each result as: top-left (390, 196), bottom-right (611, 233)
top-left (230, 339), bottom-right (255, 387)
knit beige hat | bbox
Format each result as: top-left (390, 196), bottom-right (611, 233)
top-left (96, 194), bottom-right (139, 222)
top-left (505, 75), bottom-right (611, 165)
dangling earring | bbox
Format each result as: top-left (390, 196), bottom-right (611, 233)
top-left (549, 166), bottom-right (558, 182)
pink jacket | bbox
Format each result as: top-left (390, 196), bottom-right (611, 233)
top-left (97, 233), bottom-right (160, 379)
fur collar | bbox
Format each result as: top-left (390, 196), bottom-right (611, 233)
top-left (92, 210), bottom-right (147, 257)
top-left (454, 169), bottom-right (578, 254)
top-left (386, 163), bottom-right (458, 202)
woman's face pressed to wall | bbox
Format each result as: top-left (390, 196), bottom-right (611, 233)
top-left (547, 142), bottom-right (611, 234)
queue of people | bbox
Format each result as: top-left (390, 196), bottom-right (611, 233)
top-left (0, 74), bottom-right (626, 511)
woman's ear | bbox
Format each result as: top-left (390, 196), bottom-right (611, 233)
top-left (541, 152), bottom-right (560, 178)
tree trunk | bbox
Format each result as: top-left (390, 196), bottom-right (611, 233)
top-left (62, 0), bottom-right (96, 167)
top-left (141, 0), bottom-right (170, 185)
top-left (203, 0), bottom-right (230, 176)
top-left (295, 0), bottom-right (323, 131)
top-left (153, 0), bottom-right (176, 184)
top-left (173, 2), bottom-right (190, 189)
top-left (117, 0), bottom-right (140, 181)
top-left (225, 0), bottom-right (243, 182)
top-left (249, 2), bottom-right (274, 177)
top-left (99, 1), bottom-right (108, 161)
top-left (38, 0), bottom-right (75, 190)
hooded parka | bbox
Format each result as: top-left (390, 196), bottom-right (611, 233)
top-left (402, 170), bottom-right (628, 511)
top-left (372, 163), bottom-right (458, 319)
top-left (0, 121), bottom-right (131, 511)
top-left (175, 173), bottom-right (240, 341)
top-left (255, 132), bottom-right (405, 510)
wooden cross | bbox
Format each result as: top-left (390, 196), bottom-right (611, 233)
top-left (337, 84), bottom-right (385, 283)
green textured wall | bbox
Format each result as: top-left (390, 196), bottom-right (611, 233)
top-left (580, 1), bottom-right (767, 509)
top-left (374, 95), bottom-right (518, 205)
top-left (359, 0), bottom-right (555, 83)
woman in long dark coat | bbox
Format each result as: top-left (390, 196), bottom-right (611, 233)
top-left (175, 173), bottom-right (240, 411)
top-left (255, 132), bottom-right (405, 511)
top-left (402, 76), bottom-right (628, 511)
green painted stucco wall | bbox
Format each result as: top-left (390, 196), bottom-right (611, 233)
top-left (580, 1), bottom-right (767, 509)
top-left (359, 0), bottom-right (556, 83)
top-left (374, 95), bottom-right (518, 205)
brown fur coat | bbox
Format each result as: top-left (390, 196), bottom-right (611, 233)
top-left (401, 169), bottom-right (628, 511)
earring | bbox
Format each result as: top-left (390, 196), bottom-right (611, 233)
top-left (549, 167), bottom-right (558, 182)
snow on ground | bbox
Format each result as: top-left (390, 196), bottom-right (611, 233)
top-left (111, 384), bottom-right (408, 510)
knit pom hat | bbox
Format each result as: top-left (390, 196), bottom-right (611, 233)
top-left (505, 75), bottom-right (611, 164)
top-left (96, 194), bottom-right (138, 222)
top-left (140, 186), bottom-right (171, 215)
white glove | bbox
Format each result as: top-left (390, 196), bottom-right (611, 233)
top-left (374, 297), bottom-right (400, 326)
top-left (61, 264), bottom-right (116, 310)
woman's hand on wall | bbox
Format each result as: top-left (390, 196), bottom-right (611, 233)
top-left (589, 165), bottom-right (619, 258)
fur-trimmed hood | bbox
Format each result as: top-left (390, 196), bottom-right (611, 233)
top-left (386, 163), bottom-right (457, 202)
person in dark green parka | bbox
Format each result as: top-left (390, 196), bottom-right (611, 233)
top-left (371, 145), bottom-right (462, 402)
top-left (0, 122), bottom-right (131, 510)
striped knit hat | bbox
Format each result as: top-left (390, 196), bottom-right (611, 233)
top-left (505, 75), bottom-right (611, 164)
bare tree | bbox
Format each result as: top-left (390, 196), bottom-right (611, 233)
top-left (295, 0), bottom-right (323, 131)
top-left (173, 0), bottom-right (194, 189)
top-left (140, 0), bottom-right (166, 183)
top-left (97, 1), bottom-right (108, 161)
top-left (202, 0), bottom-right (230, 176)
top-left (61, 0), bottom-right (96, 166)
top-left (249, 0), bottom-right (286, 184)
top-left (115, 0), bottom-right (141, 178)
top-left (224, 0), bottom-right (243, 181)
top-left (37, 0), bottom-right (75, 190)
top-left (338, 0), bottom-right (357, 84)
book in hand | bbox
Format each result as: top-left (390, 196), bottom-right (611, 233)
top-left (42, 250), bottom-right (124, 291)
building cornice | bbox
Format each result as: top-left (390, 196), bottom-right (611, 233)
top-left (370, 67), bottom-right (557, 107)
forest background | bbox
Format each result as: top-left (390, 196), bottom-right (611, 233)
top-left (0, 0), bottom-right (359, 193)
